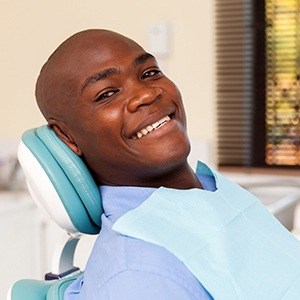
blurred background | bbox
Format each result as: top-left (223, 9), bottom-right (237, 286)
top-left (1, 0), bottom-right (300, 298)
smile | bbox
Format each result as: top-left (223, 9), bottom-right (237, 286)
top-left (131, 115), bottom-right (171, 139)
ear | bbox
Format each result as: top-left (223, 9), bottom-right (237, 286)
top-left (48, 121), bottom-right (83, 156)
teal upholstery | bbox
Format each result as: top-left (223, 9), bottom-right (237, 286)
top-left (10, 279), bottom-right (52, 300)
top-left (22, 125), bottom-right (102, 234)
top-left (10, 274), bottom-right (81, 300)
top-left (10, 125), bottom-right (101, 299)
top-left (46, 275), bottom-right (81, 300)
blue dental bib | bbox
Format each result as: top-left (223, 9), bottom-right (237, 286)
top-left (113, 163), bottom-right (300, 299)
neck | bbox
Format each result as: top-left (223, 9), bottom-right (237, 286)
top-left (96, 161), bottom-right (203, 190)
top-left (146, 162), bottom-right (203, 190)
top-left (156, 163), bottom-right (203, 189)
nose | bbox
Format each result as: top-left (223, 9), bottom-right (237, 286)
top-left (126, 85), bottom-right (162, 113)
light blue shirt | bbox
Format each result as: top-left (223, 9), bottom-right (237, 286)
top-left (65, 173), bottom-right (215, 300)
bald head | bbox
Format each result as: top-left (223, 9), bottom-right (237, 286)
top-left (35, 29), bottom-right (141, 122)
top-left (34, 28), bottom-right (192, 188)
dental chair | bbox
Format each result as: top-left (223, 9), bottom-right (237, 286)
top-left (9, 126), bottom-right (300, 300)
top-left (8, 125), bottom-right (103, 300)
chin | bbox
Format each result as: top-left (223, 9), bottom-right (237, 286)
top-left (146, 138), bottom-right (191, 170)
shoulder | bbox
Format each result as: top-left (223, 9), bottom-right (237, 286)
top-left (87, 268), bottom-right (211, 300)
top-left (81, 217), bottom-right (208, 299)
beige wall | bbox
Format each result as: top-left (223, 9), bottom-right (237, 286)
top-left (1, 0), bottom-right (215, 145)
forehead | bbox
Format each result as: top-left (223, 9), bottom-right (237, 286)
top-left (43, 31), bottom-right (148, 117)
top-left (64, 32), bottom-right (146, 80)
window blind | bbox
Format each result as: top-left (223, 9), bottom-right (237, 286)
top-left (216, 0), bottom-right (255, 166)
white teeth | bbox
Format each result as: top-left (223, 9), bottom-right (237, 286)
top-left (152, 121), bottom-right (160, 128)
top-left (133, 115), bottom-right (171, 139)
top-left (146, 125), bottom-right (154, 131)
top-left (141, 128), bottom-right (148, 135)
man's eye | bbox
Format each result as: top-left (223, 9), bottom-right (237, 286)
top-left (96, 90), bottom-right (118, 101)
top-left (142, 69), bottom-right (162, 79)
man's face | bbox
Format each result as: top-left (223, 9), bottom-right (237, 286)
top-left (57, 32), bottom-right (190, 186)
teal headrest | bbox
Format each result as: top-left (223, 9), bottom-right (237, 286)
top-left (21, 125), bottom-right (102, 234)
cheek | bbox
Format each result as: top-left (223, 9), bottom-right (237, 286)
top-left (166, 79), bottom-right (184, 104)
top-left (81, 103), bottom-right (122, 133)
top-left (80, 108), bottom-right (124, 153)
top-left (95, 105), bottom-right (123, 137)
top-left (170, 85), bottom-right (186, 126)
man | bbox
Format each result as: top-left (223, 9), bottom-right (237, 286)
top-left (36, 29), bottom-right (212, 299)
top-left (36, 29), bottom-right (300, 300)
top-left (36, 29), bottom-right (202, 191)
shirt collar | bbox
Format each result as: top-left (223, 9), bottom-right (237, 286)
top-left (100, 185), bottom-right (157, 222)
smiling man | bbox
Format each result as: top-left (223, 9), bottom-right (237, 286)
top-left (36, 29), bottom-right (210, 299)
top-left (35, 29), bottom-right (300, 300)
top-left (36, 29), bottom-right (202, 191)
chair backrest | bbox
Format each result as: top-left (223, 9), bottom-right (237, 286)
top-left (18, 125), bottom-right (102, 235)
top-left (9, 125), bottom-right (103, 300)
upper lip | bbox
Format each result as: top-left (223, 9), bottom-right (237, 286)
top-left (126, 108), bottom-right (176, 139)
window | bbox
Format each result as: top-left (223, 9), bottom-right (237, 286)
top-left (216, 0), bottom-right (300, 168)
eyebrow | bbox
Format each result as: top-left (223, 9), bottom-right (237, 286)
top-left (133, 52), bottom-right (156, 66)
top-left (81, 52), bottom-right (156, 93)
top-left (82, 67), bottom-right (120, 92)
